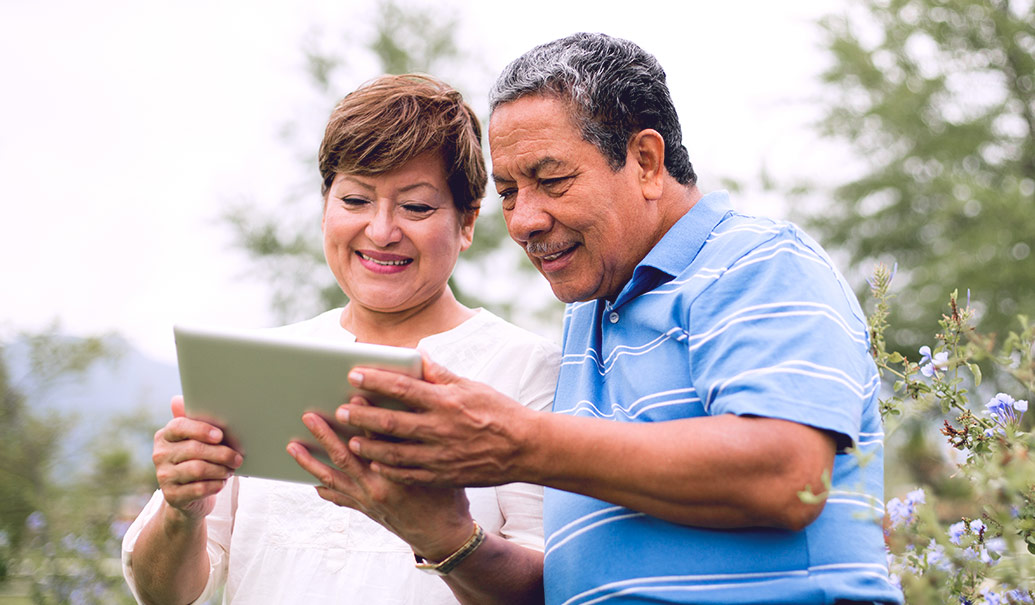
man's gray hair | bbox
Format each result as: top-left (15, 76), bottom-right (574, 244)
top-left (489, 32), bottom-right (696, 185)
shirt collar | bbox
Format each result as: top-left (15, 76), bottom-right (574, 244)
top-left (611, 190), bottom-right (734, 308)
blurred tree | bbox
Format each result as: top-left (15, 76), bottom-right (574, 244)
top-left (0, 326), bottom-right (164, 602)
top-left (223, 0), bottom-right (560, 332)
top-left (796, 0), bottom-right (1035, 353)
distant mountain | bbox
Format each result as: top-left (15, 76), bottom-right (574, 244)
top-left (3, 334), bottom-right (182, 475)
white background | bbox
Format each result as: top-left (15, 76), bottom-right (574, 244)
top-left (0, 0), bottom-right (849, 363)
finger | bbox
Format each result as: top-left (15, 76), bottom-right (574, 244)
top-left (338, 404), bottom-right (425, 441)
top-left (415, 353), bottom-right (462, 387)
top-left (157, 439), bottom-right (242, 470)
top-left (161, 416), bottom-right (225, 445)
top-left (300, 413), bottom-right (364, 476)
top-left (369, 460), bottom-right (441, 486)
top-left (171, 395), bottom-right (186, 418)
top-left (347, 366), bottom-right (440, 412)
top-left (157, 458), bottom-right (235, 488)
top-left (347, 435), bottom-right (430, 470)
top-left (314, 485), bottom-right (362, 510)
top-left (163, 479), bottom-right (226, 509)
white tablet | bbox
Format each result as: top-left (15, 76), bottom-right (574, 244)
top-left (173, 324), bottom-right (423, 485)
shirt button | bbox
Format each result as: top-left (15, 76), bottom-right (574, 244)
top-left (608, 312), bottom-right (620, 324)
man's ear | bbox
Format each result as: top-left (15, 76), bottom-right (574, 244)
top-left (630, 129), bottom-right (666, 201)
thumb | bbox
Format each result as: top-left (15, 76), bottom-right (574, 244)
top-left (170, 395), bottom-right (186, 419)
top-left (416, 351), bottom-right (461, 386)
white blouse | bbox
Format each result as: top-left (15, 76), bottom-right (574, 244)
top-left (122, 309), bottom-right (561, 604)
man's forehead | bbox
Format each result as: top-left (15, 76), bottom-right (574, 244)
top-left (492, 155), bottom-right (569, 182)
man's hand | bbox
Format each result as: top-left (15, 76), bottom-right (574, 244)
top-left (287, 411), bottom-right (475, 561)
top-left (337, 356), bottom-right (539, 487)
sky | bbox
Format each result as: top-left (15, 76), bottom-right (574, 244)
top-left (0, 0), bottom-right (849, 364)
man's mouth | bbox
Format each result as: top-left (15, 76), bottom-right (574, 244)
top-left (526, 242), bottom-right (579, 267)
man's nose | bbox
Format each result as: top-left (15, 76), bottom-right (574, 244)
top-left (504, 191), bottom-right (553, 243)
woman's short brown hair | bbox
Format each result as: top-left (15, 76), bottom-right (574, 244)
top-left (318, 74), bottom-right (486, 215)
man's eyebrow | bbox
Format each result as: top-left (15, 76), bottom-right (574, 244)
top-left (492, 157), bottom-right (567, 185)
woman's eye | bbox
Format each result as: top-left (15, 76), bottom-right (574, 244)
top-left (340, 196), bottom-right (369, 208)
top-left (401, 203), bottom-right (435, 215)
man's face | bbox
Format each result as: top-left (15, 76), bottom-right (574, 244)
top-left (489, 95), bottom-right (659, 303)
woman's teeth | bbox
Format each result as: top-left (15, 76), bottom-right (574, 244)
top-left (360, 253), bottom-right (411, 266)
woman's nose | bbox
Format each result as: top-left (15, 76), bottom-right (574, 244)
top-left (365, 206), bottom-right (402, 246)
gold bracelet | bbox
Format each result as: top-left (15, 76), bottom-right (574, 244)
top-left (414, 522), bottom-right (486, 576)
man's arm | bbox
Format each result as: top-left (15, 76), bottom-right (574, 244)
top-left (339, 360), bottom-right (835, 531)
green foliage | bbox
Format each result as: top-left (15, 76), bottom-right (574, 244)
top-left (0, 328), bottom-right (160, 603)
top-left (869, 264), bottom-right (1034, 603)
top-left (799, 0), bottom-right (1035, 356)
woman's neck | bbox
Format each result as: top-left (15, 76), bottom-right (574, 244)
top-left (339, 287), bottom-right (476, 348)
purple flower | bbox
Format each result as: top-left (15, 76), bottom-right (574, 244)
top-left (887, 488), bottom-right (925, 528)
top-left (25, 511), bottom-right (46, 532)
top-left (918, 346), bottom-right (949, 377)
top-left (949, 520), bottom-right (967, 545)
top-left (986, 393), bottom-right (1028, 428)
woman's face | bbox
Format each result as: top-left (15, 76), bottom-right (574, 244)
top-left (322, 150), bottom-right (475, 315)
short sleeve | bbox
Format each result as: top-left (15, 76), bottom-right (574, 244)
top-left (687, 226), bottom-right (877, 448)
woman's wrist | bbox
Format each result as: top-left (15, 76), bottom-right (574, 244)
top-left (411, 517), bottom-right (477, 563)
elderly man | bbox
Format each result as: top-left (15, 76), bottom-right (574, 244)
top-left (333, 33), bottom-right (902, 604)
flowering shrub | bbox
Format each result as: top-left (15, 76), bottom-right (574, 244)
top-left (868, 263), bottom-right (1035, 603)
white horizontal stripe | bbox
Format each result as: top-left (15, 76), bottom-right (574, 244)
top-left (545, 505), bottom-right (625, 550)
top-left (705, 360), bottom-right (876, 411)
top-left (563, 570), bottom-right (809, 605)
top-left (553, 387), bottom-right (699, 418)
top-left (827, 497), bottom-right (886, 514)
top-left (561, 328), bottom-right (687, 376)
top-left (563, 561), bottom-right (894, 605)
top-left (687, 302), bottom-right (866, 352)
top-left (707, 223), bottom-right (784, 239)
top-left (545, 511), bottom-right (645, 559)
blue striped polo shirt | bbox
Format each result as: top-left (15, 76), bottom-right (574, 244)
top-left (543, 191), bottom-right (902, 604)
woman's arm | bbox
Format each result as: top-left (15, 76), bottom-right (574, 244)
top-left (130, 396), bottom-right (240, 605)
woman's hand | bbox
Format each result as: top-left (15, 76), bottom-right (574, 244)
top-left (152, 396), bottom-right (242, 520)
top-left (288, 411), bottom-right (475, 561)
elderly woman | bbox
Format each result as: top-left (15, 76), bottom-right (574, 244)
top-left (121, 74), bottom-right (559, 605)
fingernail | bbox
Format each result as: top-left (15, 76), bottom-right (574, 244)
top-left (348, 439), bottom-right (361, 454)
top-left (336, 407), bottom-right (350, 423)
top-left (233, 453), bottom-right (243, 467)
top-left (348, 370), bottom-right (364, 387)
top-left (209, 428), bottom-right (222, 441)
top-left (302, 413), bottom-right (317, 430)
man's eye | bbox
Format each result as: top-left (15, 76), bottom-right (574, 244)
top-left (497, 189), bottom-right (517, 210)
top-left (541, 176), bottom-right (573, 194)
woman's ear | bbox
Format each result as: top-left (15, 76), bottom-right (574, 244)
top-left (459, 206), bottom-right (480, 251)
top-left (630, 129), bottom-right (666, 201)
